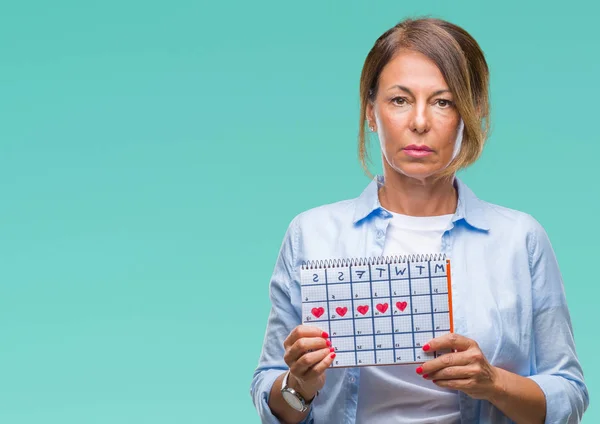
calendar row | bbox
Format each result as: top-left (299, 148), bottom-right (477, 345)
top-left (303, 295), bottom-right (450, 322)
top-left (302, 262), bottom-right (448, 286)
top-left (327, 330), bottom-right (450, 351)
top-left (331, 347), bottom-right (450, 367)
top-left (302, 277), bottom-right (449, 302)
top-left (307, 313), bottom-right (451, 336)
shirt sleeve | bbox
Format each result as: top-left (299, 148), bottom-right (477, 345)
top-left (250, 216), bottom-right (315, 424)
top-left (525, 216), bottom-right (589, 424)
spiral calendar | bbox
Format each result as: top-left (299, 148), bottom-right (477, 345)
top-left (301, 253), bottom-right (454, 368)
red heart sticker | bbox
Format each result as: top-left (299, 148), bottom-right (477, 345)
top-left (357, 305), bottom-right (369, 315)
top-left (376, 303), bottom-right (388, 313)
top-left (336, 306), bottom-right (348, 317)
top-left (311, 307), bottom-right (325, 318)
top-left (396, 301), bottom-right (408, 312)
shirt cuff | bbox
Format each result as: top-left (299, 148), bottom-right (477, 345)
top-left (527, 374), bottom-right (571, 424)
top-left (252, 369), bottom-right (315, 424)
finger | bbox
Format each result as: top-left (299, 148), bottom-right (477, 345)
top-left (304, 349), bottom-right (336, 379)
top-left (284, 337), bottom-right (331, 366)
top-left (425, 333), bottom-right (475, 353)
top-left (284, 326), bottom-right (329, 349)
top-left (424, 364), bottom-right (478, 381)
top-left (419, 350), bottom-right (471, 375)
top-left (433, 378), bottom-right (474, 391)
top-left (290, 347), bottom-right (333, 376)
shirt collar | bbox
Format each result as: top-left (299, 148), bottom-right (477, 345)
top-left (352, 175), bottom-right (490, 231)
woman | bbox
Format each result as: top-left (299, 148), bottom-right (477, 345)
top-left (250, 17), bottom-right (588, 423)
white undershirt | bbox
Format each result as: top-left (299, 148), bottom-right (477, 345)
top-left (355, 211), bottom-right (460, 424)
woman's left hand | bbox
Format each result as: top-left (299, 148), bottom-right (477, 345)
top-left (418, 333), bottom-right (501, 400)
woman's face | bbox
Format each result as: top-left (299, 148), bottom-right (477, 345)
top-left (367, 49), bottom-right (462, 182)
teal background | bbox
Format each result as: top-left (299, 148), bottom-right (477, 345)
top-left (0, 1), bottom-right (597, 422)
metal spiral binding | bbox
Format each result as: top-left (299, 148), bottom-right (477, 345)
top-left (301, 253), bottom-right (446, 270)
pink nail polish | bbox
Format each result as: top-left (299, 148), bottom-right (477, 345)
top-left (416, 366), bottom-right (423, 374)
top-left (321, 331), bottom-right (329, 338)
top-left (423, 344), bottom-right (430, 352)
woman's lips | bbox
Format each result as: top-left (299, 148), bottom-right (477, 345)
top-left (403, 144), bottom-right (433, 157)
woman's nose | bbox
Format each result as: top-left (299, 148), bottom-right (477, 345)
top-left (409, 106), bottom-right (430, 134)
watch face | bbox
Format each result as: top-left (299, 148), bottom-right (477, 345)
top-left (282, 390), bottom-right (304, 411)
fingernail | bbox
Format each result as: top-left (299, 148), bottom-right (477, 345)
top-left (422, 374), bottom-right (429, 378)
top-left (321, 331), bottom-right (329, 338)
top-left (330, 353), bottom-right (336, 359)
top-left (416, 366), bottom-right (423, 374)
top-left (423, 344), bottom-right (430, 352)
top-left (326, 340), bottom-right (331, 347)
top-left (329, 347), bottom-right (335, 352)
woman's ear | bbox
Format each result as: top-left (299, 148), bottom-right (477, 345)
top-left (366, 102), bottom-right (376, 131)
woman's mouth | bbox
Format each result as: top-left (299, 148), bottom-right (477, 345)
top-left (403, 144), bottom-right (434, 158)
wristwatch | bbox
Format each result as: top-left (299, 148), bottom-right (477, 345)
top-left (280, 371), bottom-right (316, 412)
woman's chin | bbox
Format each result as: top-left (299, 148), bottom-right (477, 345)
top-left (391, 162), bottom-right (446, 181)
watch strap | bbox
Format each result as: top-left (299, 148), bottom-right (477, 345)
top-left (281, 371), bottom-right (318, 405)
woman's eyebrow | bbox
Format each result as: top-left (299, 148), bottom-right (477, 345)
top-left (388, 85), bottom-right (451, 97)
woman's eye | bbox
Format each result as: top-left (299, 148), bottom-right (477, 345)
top-left (436, 99), bottom-right (453, 108)
top-left (392, 97), bottom-right (407, 106)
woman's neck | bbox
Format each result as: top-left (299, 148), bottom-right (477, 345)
top-left (378, 170), bottom-right (457, 217)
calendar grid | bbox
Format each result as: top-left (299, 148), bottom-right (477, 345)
top-left (324, 269), bottom-right (332, 346)
top-left (301, 255), bottom-right (453, 368)
top-left (301, 311), bottom-right (448, 322)
top-left (349, 265), bottom-right (358, 366)
top-left (300, 276), bottom-right (429, 287)
top-left (427, 260), bottom-right (435, 351)
top-left (407, 260), bottom-right (416, 362)
top-left (387, 263), bottom-right (396, 361)
top-left (368, 265), bottom-right (377, 365)
top-left (302, 293), bottom-right (440, 304)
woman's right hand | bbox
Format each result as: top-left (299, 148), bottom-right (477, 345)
top-left (283, 325), bottom-right (336, 400)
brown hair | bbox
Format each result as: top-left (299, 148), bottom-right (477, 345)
top-left (358, 17), bottom-right (491, 181)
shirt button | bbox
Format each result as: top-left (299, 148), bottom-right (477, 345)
top-left (349, 376), bottom-right (355, 383)
top-left (376, 230), bottom-right (384, 238)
